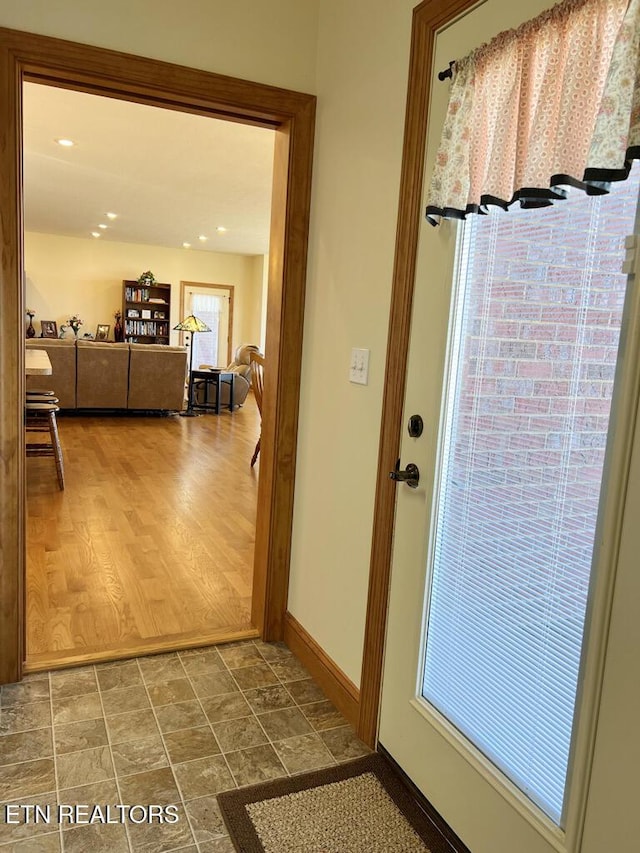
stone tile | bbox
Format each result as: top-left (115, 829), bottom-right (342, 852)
top-left (254, 641), bottom-right (294, 663)
top-left (0, 758), bottom-right (55, 800)
top-left (111, 734), bottom-right (169, 776)
top-left (200, 693), bottom-right (251, 724)
top-left (51, 693), bottom-right (102, 725)
top-left (55, 745), bottom-right (114, 789)
top-left (127, 802), bottom-right (194, 852)
top-left (6, 832), bottom-right (61, 852)
top-left (155, 701), bottom-right (207, 734)
top-left (163, 727), bottom-right (220, 764)
top-left (58, 780), bottom-right (119, 826)
top-left (199, 838), bottom-right (236, 853)
top-left (243, 685), bottom-right (294, 714)
top-left (178, 650), bottom-right (225, 677)
top-left (257, 707), bottom-right (313, 741)
top-left (118, 767), bottom-right (180, 805)
top-left (319, 725), bottom-right (371, 762)
top-left (269, 657), bottom-right (310, 683)
top-left (100, 685), bottom-right (150, 717)
top-left (1, 679), bottom-right (50, 708)
top-left (0, 728), bottom-right (52, 766)
top-left (105, 708), bottom-right (160, 744)
top-left (272, 733), bottom-right (335, 775)
top-left (183, 795), bottom-right (227, 843)
top-left (0, 791), bottom-right (57, 845)
top-left (54, 718), bottom-right (108, 754)
top-left (210, 716), bottom-right (267, 753)
top-left (217, 644), bottom-right (264, 669)
top-left (0, 701), bottom-right (51, 734)
top-left (50, 669), bottom-right (98, 699)
top-left (173, 755), bottom-right (235, 800)
top-left (147, 678), bottom-right (195, 707)
top-left (225, 743), bottom-right (286, 788)
top-left (62, 822), bottom-right (129, 853)
top-left (228, 663), bottom-right (278, 691)
top-left (300, 699), bottom-right (346, 731)
top-left (189, 671), bottom-right (238, 699)
top-left (284, 678), bottom-right (327, 706)
top-left (96, 662), bottom-right (142, 692)
top-left (138, 653), bottom-right (186, 684)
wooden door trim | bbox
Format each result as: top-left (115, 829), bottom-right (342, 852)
top-left (0, 26), bottom-right (315, 685)
top-left (357, 0), bottom-right (481, 747)
top-left (179, 281), bottom-right (235, 366)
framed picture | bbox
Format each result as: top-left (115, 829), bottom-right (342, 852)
top-left (95, 324), bottom-right (110, 342)
top-left (153, 310), bottom-right (166, 319)
top-left (127, 309), bottom-right (140, 319)
top-left (41, 320), bottom-right (58, 339)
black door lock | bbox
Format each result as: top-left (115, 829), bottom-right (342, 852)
top-left (408, 414), bottom-right (423, 437)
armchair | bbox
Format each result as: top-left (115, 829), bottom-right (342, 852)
top-left (194, 343), bottom-right (260, 409)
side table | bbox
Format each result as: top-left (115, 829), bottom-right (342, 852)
top-left (190, 369), bottom-right (235, 414)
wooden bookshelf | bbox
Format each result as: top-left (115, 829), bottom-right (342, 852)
top-left (122, 280), bottom-right (171, 344)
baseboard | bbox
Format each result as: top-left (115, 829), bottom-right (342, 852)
top-left (283, 611), bottom-right (360, 728)
top-left (378, 744), bottom-right (472, 853)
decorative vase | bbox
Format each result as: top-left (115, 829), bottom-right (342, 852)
top-left (114, 319), bottom-right (124, 342)
top-left (26, 315), bottom-right (36, 338)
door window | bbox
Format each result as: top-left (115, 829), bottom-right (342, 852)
top-left (421, 167), bottom-right (639, 824)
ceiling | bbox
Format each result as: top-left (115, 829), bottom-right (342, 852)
top-left (22, 82), bottom-right (275, 256)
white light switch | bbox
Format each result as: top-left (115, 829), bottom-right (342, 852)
top-left (349, 347), bottom-right (370, 385)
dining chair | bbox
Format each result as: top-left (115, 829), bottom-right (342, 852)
top-left (249, 351), bottom-right (265, 467)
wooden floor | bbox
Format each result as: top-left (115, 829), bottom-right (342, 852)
top-left (25, 400), bottom-right (261, 670)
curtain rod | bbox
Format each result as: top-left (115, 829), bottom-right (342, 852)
top-left (438, 61), bottom-right (455, 81)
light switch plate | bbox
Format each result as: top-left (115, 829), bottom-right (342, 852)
top-left (349, 347), bottom-right (370, 385)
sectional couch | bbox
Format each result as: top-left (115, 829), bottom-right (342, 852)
top-left (26, 338), bottom-right (188, 411)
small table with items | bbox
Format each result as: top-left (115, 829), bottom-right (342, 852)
top-left (190, 369), bottom-right (235, 414)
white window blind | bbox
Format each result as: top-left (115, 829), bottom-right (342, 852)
top-left (421, 167), bottom-right (638, 824)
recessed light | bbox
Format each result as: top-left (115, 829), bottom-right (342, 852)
top-left (91, 231), bottom-right (101, 238)
top-left (182, 242), bottom-right (191, 249)
top-left (55, 138), bottom-right (75, 147)
top-left (198, 235), bottom-right (207, 242)
top-left (98, 224), bottom-right (108, 230)
top-left (216, 226), bottom-right (227, 233)
top-left (105, 212), bottom-right (118, 220)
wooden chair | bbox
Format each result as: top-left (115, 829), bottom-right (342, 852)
top-left (25, 399), bottom-right (65, 490)
top-left (249, 351), bottom-right (264, 467)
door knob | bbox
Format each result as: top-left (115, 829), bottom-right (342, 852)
top-left (389, 461), bottom-right (420, 488)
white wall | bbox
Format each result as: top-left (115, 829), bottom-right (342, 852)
top-left (25, 231), bottom-right (263, 350)
top-left (287, 1), bottom-right (415, 685)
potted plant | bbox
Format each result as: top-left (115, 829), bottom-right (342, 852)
top-left (137, 270), bottom-right (156, 285)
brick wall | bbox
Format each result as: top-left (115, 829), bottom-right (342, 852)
top-left (442, 170), bottom-right (638, 608)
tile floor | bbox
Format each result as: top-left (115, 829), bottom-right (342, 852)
top-left (0, 640), bottom-right (370, 852)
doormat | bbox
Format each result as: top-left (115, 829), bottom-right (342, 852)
top-left (217, 753), bottom-right (453, 853)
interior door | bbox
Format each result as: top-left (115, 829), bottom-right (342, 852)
top-left (379, 2), bottom-right (640, 852)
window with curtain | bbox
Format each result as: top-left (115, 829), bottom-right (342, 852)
top-left (190, 292), bottom-right (224, 366)
top-left (426, 0), bottom-right (640, 224)
top-left (419, 0), bottom-right (640, 827)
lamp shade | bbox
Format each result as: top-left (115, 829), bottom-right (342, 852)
top-left (173, 314), bottom-right (211, 333)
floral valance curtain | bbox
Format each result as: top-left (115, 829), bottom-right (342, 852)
top-left (426, 0), bottom-right (640, 224)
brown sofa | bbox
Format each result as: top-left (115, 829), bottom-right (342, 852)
top-left (26, 338), bottom-right (188, 411)
top-left (194, 343), bottom-right (260, 408)
top-left (25, 338), bottom-right (77, 408)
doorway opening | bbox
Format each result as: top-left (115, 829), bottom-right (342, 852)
top-left (0, 27), bottom-right (315, 686)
